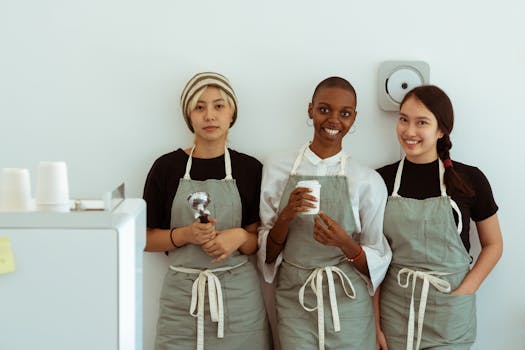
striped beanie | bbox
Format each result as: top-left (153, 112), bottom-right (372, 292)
top-left (180, 72), bottom-right (238, 133)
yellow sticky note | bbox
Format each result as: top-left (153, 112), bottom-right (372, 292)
top-left (0, 236), bottom-right (16, 274)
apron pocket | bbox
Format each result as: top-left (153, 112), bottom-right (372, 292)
top-left (222, 265), bottom-right (268, 333)
top-left (385, 217), bottom-right (427, 264)
top-left (423, 219), bottom-right (450, 262)
top-left (157, 271), bottom-right (197, 336)
top-left (275, 264), bottom-right (312, 321)
top-left (320, 199), bottom-right (355, 233)
top-left (338, 271), bottom-right (373, 320)
top-left (429, 292), bottom-right (477, 344)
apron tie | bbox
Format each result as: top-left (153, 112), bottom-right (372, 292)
top-left (397, 268), bottom-right (452, 350)
top-left (295, 264), bottom-right (357, 350)
top-left (170, 261), bottom-right (246, 350)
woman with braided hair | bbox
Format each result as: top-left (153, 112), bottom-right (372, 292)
top-left (374, 85), bottom-right (503, 350)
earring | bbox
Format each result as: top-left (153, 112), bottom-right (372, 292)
top-left (306, 117), bottom-right (313, 127)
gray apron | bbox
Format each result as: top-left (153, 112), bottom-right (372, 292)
top-left (381, 157), bottom-right (476, 350)
top-left (155, 146), bottom-right (270, 350)
top-left (276, 146), bottom-right (375, 350)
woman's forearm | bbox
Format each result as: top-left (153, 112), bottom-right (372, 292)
top-left (455, 242), bottom-right (502, 294)
top-left (238, 232), bottom-right (258, 255)
top-left (340, 235), bottom-right (370, 277)
top-left (265, 216), bottom-right (291, 263)
top-left (144, 227), bottom-right (188, 252)
top-left (373, 286), bottom-right (382, 329)
top-left (238, 222), bottom-right (259, 255)
top-left (454, 214), bottom-right (503, 294)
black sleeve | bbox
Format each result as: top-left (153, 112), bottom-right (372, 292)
top-left (142, 150), bottom-right (187, 229)
top-left (243, 158), bottom-right (262, 227)
top-left (143, 158), bottom-right (170, 229)
top-left (465, 166), bottom-right (499, 222)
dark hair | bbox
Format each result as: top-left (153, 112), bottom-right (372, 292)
top-left (401, 85), bottom-right (475, 198)
top-left (311, 76), bottom-right (357, 103)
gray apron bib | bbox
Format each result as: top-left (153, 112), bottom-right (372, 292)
top-left (155, 146), bottom-right (270, 350)
top-left (381, 157), bottom-right (476, 350)
top-left (276, 146), bottom-right (375, 350)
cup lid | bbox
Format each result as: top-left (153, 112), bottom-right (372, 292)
top-left (296, 180), bottom-right (321, 187)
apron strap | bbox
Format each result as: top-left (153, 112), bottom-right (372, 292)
top-left (184, 145), bottom-right (233, 180)
top-left (392, 157), bottom-right (405, 197)
top-left (393, 157), bottom-right (462, 234)
top-left (290, 145), bottom-right (308, 176)
top-left (224, 146), bottom-right (233, 180)
top-left (450, 199), bottom-right (463, 234)
top-left (338, 155), bottom-right (346, 176)
top-left (439, 159), bottom-right (463, 233)
top-left (295, 264), bottom-right (356, 350)
top-left (438, 159), bottom-right (447, 197)
top-left (397, 268), bottom-right (451, 350)
top-left (290, 144), bottom-right (346, 176)
top-left (169, 261), bottom-right (246, 350)
top-left (183, 146), bottom-right (195, 180)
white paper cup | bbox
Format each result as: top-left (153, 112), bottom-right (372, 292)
top-left (295, 180), bottom-right (321, 215)
top-left (36, 161), bottom-right (70, 212)
top-left (0, 168), bottom-right (33, 211)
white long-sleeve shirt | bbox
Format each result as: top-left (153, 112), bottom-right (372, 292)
top-left (257, 146), bottom-right (392, 294)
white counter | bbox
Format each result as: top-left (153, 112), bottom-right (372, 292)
top-left (0, 198), bottom-right (146, 350)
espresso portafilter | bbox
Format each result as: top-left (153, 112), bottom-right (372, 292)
top-left (187, 191), bottom-right (211, 223)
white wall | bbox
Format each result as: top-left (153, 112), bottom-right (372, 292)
top-left (1, 1), bottom-right (524, 349)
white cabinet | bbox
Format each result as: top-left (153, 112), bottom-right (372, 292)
top-left (0, 199), bottom-right (146, 350)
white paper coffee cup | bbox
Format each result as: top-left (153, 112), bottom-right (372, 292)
top-left (0, 168), bottom-right (33, 211)
top-left (295, 180), bottom-right (321, 215)
top-left (36, 161), bottom-right (70, 212)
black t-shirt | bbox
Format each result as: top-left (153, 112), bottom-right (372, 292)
top-left (376, 159), bottom-right (498, 253)
top-left (143, 148), bottom-right (262, 229)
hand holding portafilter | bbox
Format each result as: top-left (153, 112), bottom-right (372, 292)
top-left (187, 192), bottom-right (211, 223)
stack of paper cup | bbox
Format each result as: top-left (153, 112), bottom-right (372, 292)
top-left (0, 168), bottom-right (34, 211)
top-left (36, 161), bottom-right (70, 212)
top-left (295, 180), bottom-right (321, 215)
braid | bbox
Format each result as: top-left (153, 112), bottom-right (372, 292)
top-left (437, 135), bottom-right (452, 161)
top-left (438, 135), bottom-right (475, 198)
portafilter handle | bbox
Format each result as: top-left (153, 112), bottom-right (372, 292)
top-left (198, 210), bottom-right (209, 223)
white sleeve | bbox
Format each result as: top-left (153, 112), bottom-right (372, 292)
top-left (257, 154), bottom-right (291, 283)
top-left (351, 166), bottom-right (392, 295)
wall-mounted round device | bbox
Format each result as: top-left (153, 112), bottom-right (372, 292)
top-left (378, 61), bottom-right (430, 111)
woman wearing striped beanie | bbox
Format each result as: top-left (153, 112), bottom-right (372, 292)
top-left (143, 72), bottom-right (271, 350)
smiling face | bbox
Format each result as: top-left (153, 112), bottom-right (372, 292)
top-left (397, 96), bottom-right (444, 163)
top-left (308, 87), bottom-right (357, 156)
top-left (189, 86), bottom-right (234, 145)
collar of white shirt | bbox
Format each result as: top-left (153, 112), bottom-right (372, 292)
top-left (303, 146), bottom-right (346, 166)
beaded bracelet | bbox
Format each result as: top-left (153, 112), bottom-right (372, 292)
top-left (347, 245), bottom-right (363, 263)
top-left (169, 227), bottom-right (182, 248)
